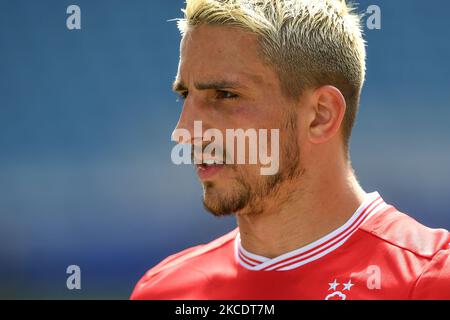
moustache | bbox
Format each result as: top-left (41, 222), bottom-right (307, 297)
top-left (190, 141), bottom-right (232, 165)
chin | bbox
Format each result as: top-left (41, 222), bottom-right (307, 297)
top-left (202, 181), bottom-right (249, 217)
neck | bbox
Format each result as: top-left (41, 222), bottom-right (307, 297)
top-left (236, 157), bottom-right (366, 259)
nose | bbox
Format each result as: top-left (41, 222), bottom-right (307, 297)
top-left (172, 96), bottom-right (201, 144)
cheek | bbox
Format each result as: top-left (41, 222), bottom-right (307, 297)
top-left (227, 99), bottom-right (280, 127)
top-left (222, 104), bottom-right (258, 128)
top-left (208, 95), bottom-right (286, 131)
top-left (233, 164), bottom-right (265, 184)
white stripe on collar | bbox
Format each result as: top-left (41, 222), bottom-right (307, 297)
top-left (235, 191), bottom-right (388, 271)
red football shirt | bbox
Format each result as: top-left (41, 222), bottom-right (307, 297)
top-left (131, 192), bottom-right (450, 300)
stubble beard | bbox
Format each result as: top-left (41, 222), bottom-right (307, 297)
top-left (202, 110), bottom-right (303, 217)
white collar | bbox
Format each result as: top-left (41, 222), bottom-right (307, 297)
top-left (235, 191), bottom-right (388, 271)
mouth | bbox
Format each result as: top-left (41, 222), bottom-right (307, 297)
top-left (196, 160), bottom-right (225, 181)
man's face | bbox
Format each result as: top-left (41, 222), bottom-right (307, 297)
top-left (173, 25), bottom-right (302, 216)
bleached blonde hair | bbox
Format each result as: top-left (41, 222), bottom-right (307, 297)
top-left (177, 0), bottom-right (366, 145)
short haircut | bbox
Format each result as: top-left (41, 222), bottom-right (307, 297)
top-left (177, 0), bottom-right (366, 146)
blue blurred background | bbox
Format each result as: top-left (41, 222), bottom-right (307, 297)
top-left (0, 0), bottom-right (449, 299)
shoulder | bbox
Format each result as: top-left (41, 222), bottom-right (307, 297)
top-left (361, 205), bottom-right (450, 259)
top-left (130, 228), bottom-right (238, 300)
top-left (140, 228), bottom-right (237, 277)
top-left (361, 205), bottom-right (450, 299)
top-left (410, 248), bottom-right (450, 299)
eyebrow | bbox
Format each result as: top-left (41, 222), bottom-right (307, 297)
top-left (172, 79), bottom-right (250, 93)
top-left (172, 80), bottom-right (187, 93)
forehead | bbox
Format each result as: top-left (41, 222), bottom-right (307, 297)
top-left (177, 25), bottom-right (277, 86)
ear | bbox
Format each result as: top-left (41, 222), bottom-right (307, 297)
top-left (307, 85), bottom-right (346, 145)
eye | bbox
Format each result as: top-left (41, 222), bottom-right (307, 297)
top-left (176, 91), bottom-right (188, 102)
top-left (215, 90), bottom-right (238, 100)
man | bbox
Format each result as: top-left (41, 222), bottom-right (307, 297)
top-left (131, 0), bottom-right (450, 299)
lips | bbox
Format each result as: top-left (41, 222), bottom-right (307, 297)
top-left (196, 163), bottom-right (225, 180)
